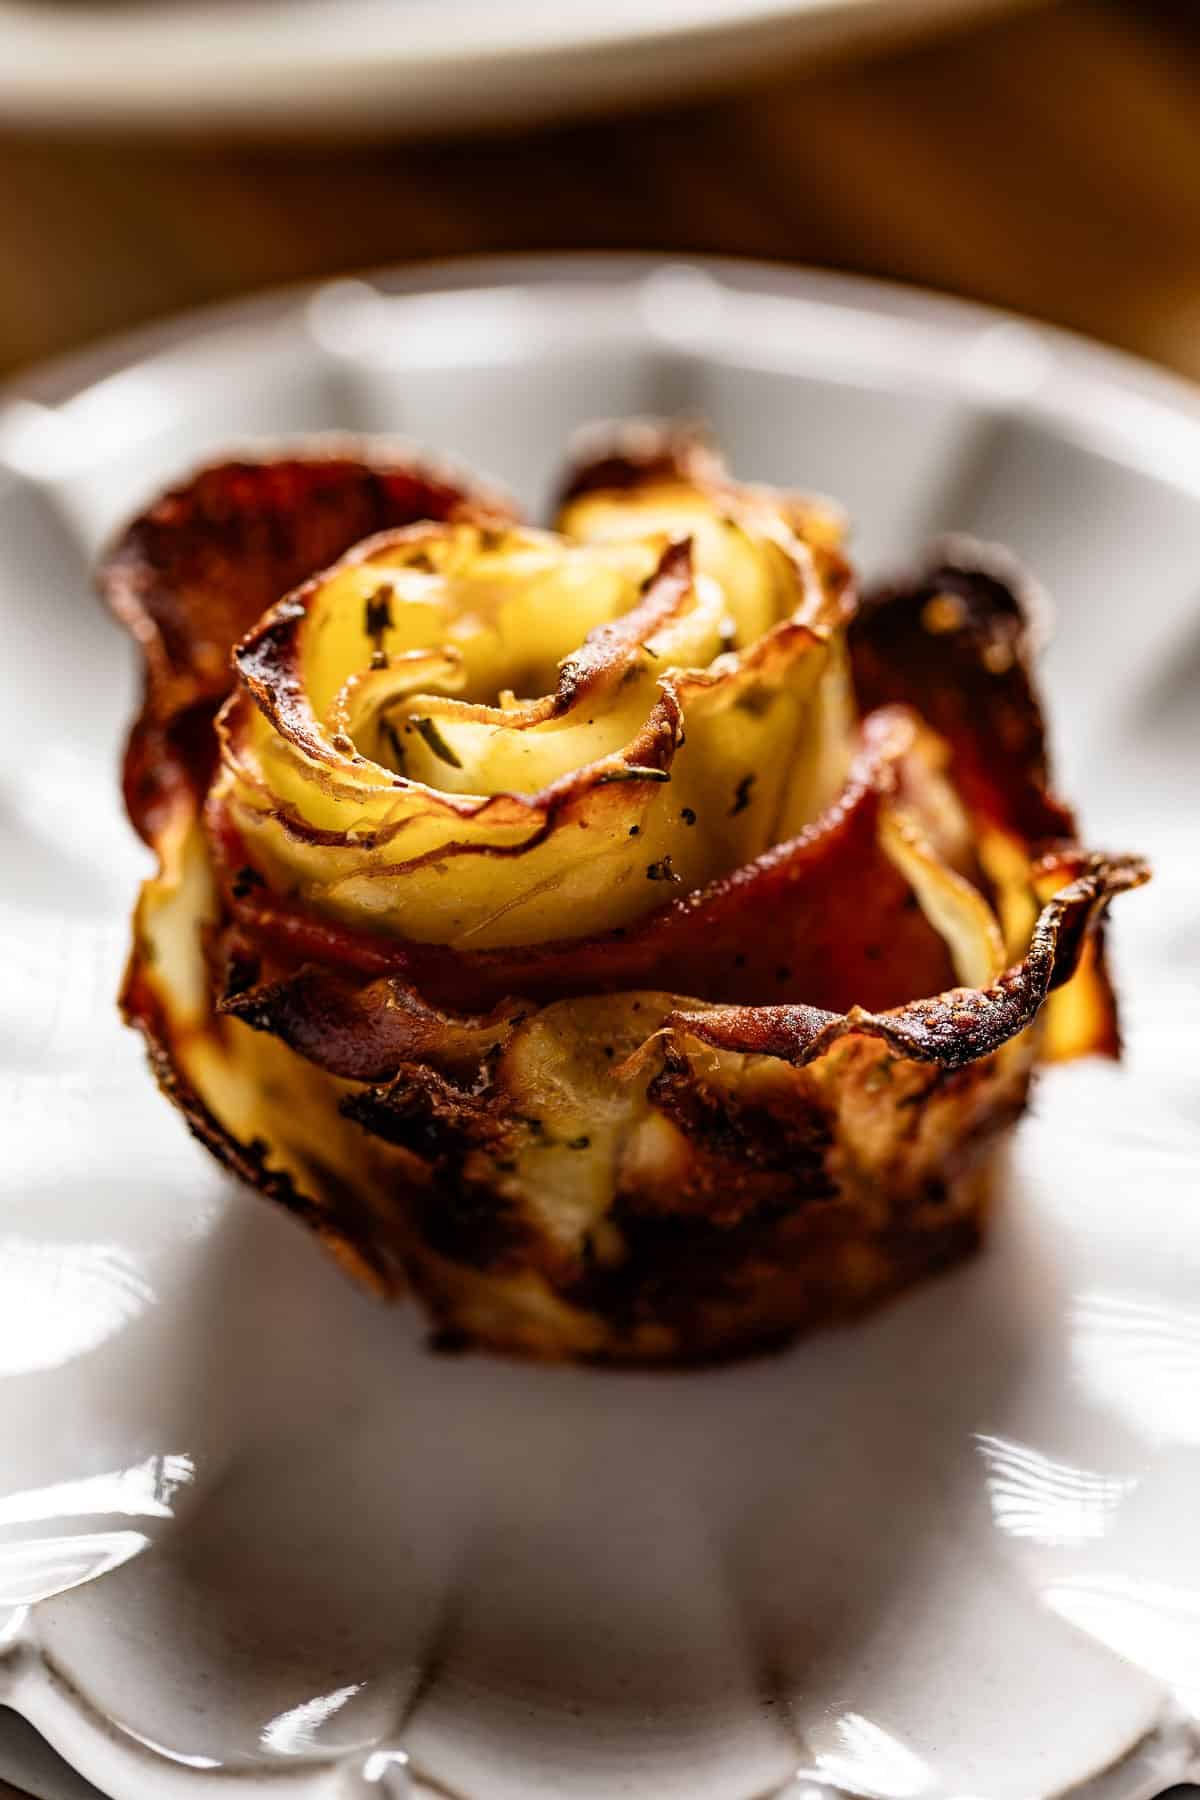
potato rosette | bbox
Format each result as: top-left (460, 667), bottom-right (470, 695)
top-left (103, 428), bottom-right (1146, 1363)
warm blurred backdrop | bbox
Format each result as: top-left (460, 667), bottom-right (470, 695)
top-left (2, 0), bottom-right (1199, 386)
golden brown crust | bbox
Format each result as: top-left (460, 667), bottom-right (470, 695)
top-left (105, 429), bottom-right (1148, 1364)
top-left (120, 916), bottom-right (396, 1296)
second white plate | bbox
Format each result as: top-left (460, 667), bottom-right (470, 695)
top-left (0, 0), bottom-right (1040, 136)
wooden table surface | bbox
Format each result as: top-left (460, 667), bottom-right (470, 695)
top-left (1, 3), bottom-right (1199, 1797)
top-left (2, 0), bottom-right (1200, 390)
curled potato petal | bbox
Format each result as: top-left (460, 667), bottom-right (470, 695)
top-left (100, 446), bottom-right (513, 845)
top-left (850, 539), bottom-right (1127, 1058)
top-left (215, 481), bottom-right (851, 947)
top-left (106, 428), bottom-right (1148, 1363)
top-left (665, 850), bottom-right (1147, 1067)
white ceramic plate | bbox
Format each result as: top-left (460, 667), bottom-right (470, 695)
top-left (0, 255), bottom-right (1198, 1800)
top-left (0, 0), bottom-right (1040, 137)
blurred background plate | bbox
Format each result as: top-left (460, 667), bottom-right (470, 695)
top-left (0, 0), bottom-right (1043, 137)
top-left (0, 256), bottom-right (1198, 1800)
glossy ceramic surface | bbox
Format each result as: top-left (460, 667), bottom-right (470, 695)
top-left (0, 257), bottom-right (1197, 1800)
top-left (0, 0), bottom-right (1038, 136)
